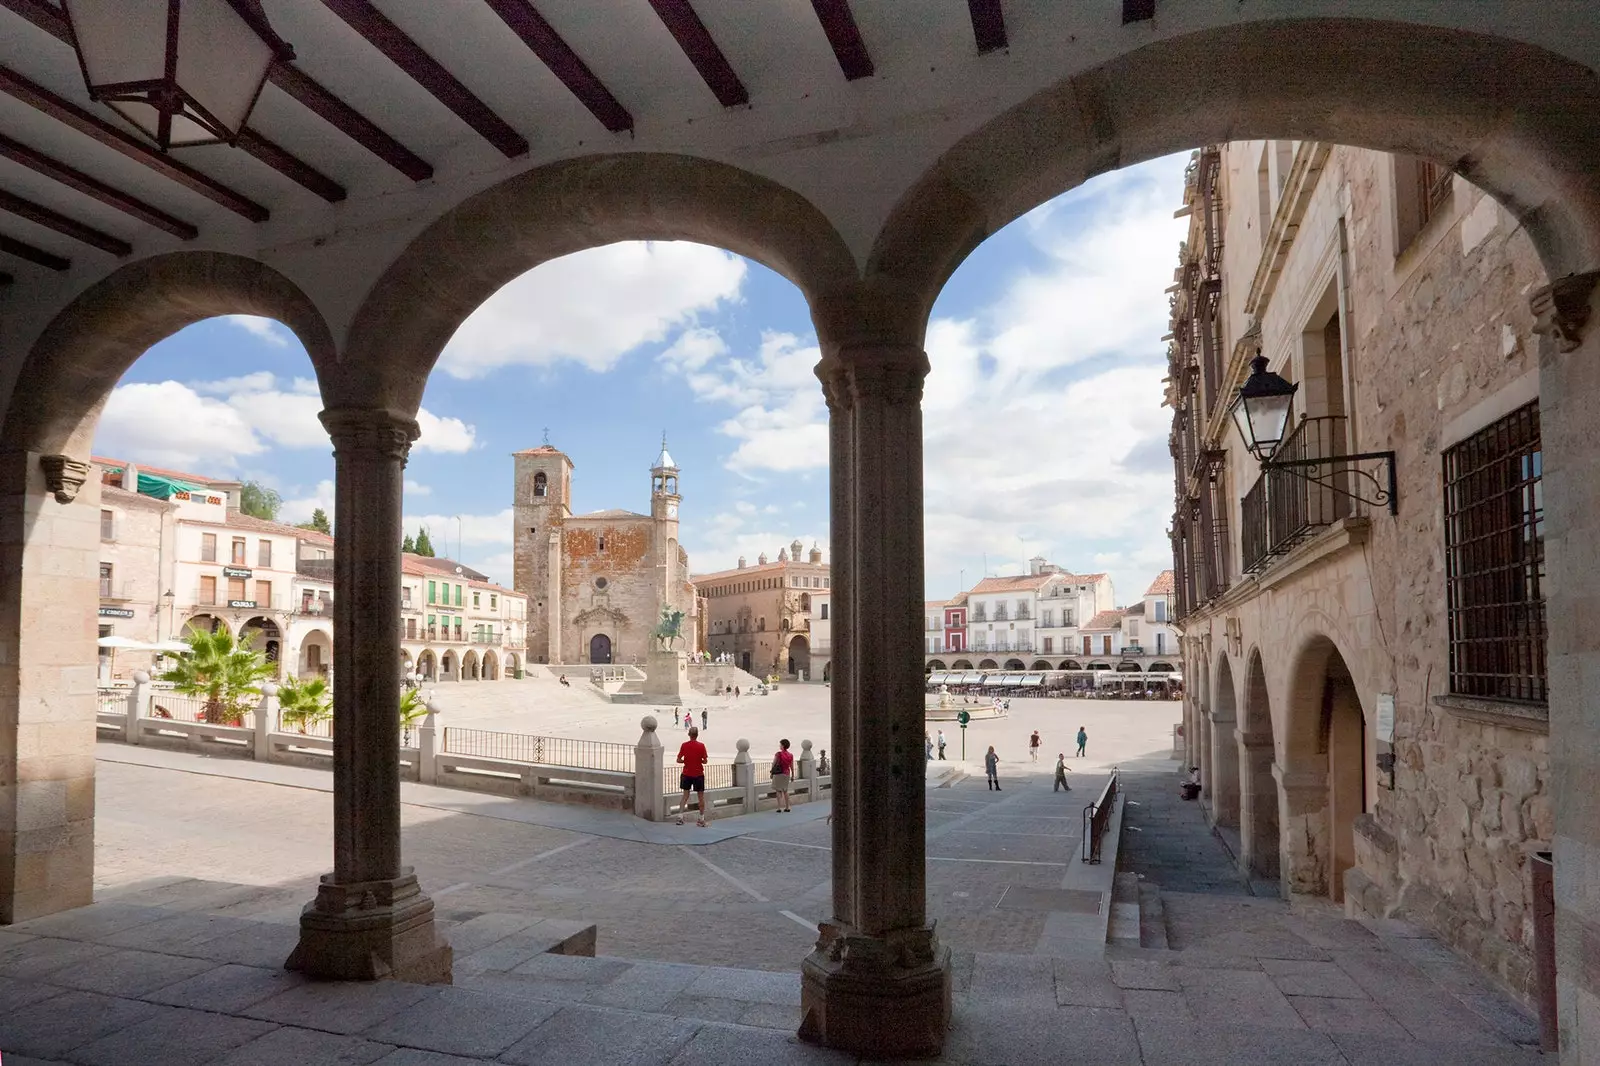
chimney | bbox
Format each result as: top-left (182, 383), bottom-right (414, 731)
top-left (1029, 555), bottom-right (1047, 575)
top-left (809, 543), bottom-right (823, 564)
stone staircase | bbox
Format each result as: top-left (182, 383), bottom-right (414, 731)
top-left (1108, 871), bottom-right (1170, 949)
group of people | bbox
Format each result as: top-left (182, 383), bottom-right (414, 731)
top-left (965, 726), bottom-right (1092, 792)
top-left (699, 651), bottom-right (736, 665)
top-left (673, 733), bottom-right (831, 827)
top-left (671, 707), bottom-right (709, 731)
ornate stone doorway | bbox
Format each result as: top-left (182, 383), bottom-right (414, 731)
top-left (589, 633), bottom-right (612, 664)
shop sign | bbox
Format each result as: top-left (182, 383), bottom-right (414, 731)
top-left (228, 599), bottom-right (257, 609)
top-left (98, 607), bottom-right (135, 618)
top-left (222, 566), bottom-right (252, 578)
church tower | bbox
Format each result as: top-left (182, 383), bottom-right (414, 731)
top-left (512, 441), bottom-right (572, 664)
top-left (651, 434), bottom-right (682, 611)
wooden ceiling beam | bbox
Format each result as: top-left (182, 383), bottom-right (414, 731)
top-left (0, 186), bottom-right (130, 255)
top-left (967, 0), bottom-right (1007, 53)
top-left (809, 0), bottom-right (874, 81)
top-left (646, 0), bottom-right (748, 107)
top-left (266, 63), bottom-right (434, 182)
top-left (0, 231), bottom-right (69, 270)
top-left (481, 0), bottom-right (632, 132)
top-left (0, 133), bottom-right (198, 239)
top-left (235, 129), bottom-right (345, 202)
top-left (318, 0), bottom-right (528, 158)
top-left (0, 65), bottom-right (268, 221)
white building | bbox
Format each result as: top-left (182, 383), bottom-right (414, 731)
top-left (1121, 571), bottom-right (1179, 663)
top-left (959, 559), bottom-right (1116, 668)
top-left (811, 586), bottom-right (831, 683)
top-left (400, 555), bottom-right (529, 683)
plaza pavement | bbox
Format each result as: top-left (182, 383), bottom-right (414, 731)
top-left (0, 687), bottom-right (1545, 1063)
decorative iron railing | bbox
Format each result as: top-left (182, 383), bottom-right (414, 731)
top-left (442, 728), bottom-right (635, 772)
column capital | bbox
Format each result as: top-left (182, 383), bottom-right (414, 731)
top-left (319, 408), bottom-right (421, 459)
top-left (1530, 270), bottom-right (1600, 353)
top-left (38, 453), bottom-right (89, 504)
top-left (815, 346), bottom-right (930, 411)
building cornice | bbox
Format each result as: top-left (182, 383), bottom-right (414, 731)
top-left (1245, 141), bottom-right (1333, 317)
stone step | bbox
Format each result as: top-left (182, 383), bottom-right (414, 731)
top-left (1137, 880), bottom-right (1169, 949)
top-left (1108, 871), bottom-right (1141, 946)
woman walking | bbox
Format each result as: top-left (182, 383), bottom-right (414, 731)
top-left (771, 738), bottom-right (795, 812)
top-left (984, 745), bottom-right (1001, 791)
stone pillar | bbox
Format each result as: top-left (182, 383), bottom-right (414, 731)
top-left (252, 681), bottom-right (277, 761)
top-left (798, 738), bottom-right (816, 802)
top-left (1238, 731), bottom-right (1281, 885)
top-left (800, 293), bottom-right (950, 1058)
top-left (126, 669), bottom-right (151, 744)
top-left (0, 449), bottom-right (97, 924)
top-left (1208, 712), bottom-right (1240, 828)
top-left (286, 409), bottom-right (450, 984)
top-left (1274, 764), bottom-right (1331, 899)
top-left (733, 738), bottom-right (755, 811)
top-left (417, 703), bottom-right (438, 786)
top-left (633, 716), bottom-right (662, 820)
top-left (1530, 270), bottom-right (1600, 1061)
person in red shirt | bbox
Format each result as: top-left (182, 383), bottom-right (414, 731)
top-left (771, 738), bottom-right (795, 812)
top-left (677, 726), bottom-right (710, 827)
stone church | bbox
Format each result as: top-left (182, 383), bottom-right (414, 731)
top-left (512, 439), bottom-right (697, 665)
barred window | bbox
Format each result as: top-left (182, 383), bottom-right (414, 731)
top-left (1443, 402), bottom-right (1544, 702)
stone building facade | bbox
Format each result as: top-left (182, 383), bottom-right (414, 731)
top-left (695, 543), bottom-right (828, 678)
top-left (1169, 141), bottom-right (1551, 1002)
top-left (512, 441), bottom-right (697, 666)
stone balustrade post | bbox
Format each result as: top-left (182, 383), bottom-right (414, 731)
top-left (798, 739), bottom-right (816, 802)
top-left (633, 715), bottom-right (663, 820)
top-left (253, 681), bottom-right (277, 761)
top-left (799, 288), bottom-right (950, 1057)
top-left (417, 702), bottom-right (440, 786)
top-left (733, 738), bottom-right (755, 811)
top-left (286, 407), bottom-right (450, 984)
top-left (125, 669), bottom-right (150, 745)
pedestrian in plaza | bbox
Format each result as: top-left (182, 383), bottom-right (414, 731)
top-left (676, 726), bottom-right (709, 827)
top-left (558, 674), bottom-right (570, 687)
top-left (937, 729), bottom-right (947, 760)
top-left (701, 709), bottom-right (708, 731)
top-left (1055, 753), bottom-right (1072, 792)
top-left (1076, 726), bottom-right (1088, 758)
top-left (984, 745), bottom-right (1001, 790)
top-left (925, 733), bottom-right (933, 761)
top-left (771, 738), bottom-right (795, 812)
top-left (734, 685), bottom-right (741, 699)
top-left (817, 749), bottom-right (830, 775)
top-left (672, 708), bottom-right (680, 726)
top-left (1029, 730), bottom-right (1041, 762)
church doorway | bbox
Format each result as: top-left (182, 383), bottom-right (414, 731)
top-left (787, 635), bottom-right (810, 679)
top-left (741, 651), bottom-right (751, 674)
top-left (589, 633), bottom-right (612, 664)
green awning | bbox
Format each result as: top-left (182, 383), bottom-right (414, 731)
top-left (136, 472), bottom-right (206, 499)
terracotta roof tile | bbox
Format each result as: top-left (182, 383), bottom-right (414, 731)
top-left (1083, 609), bottom-right (1126, 631)
top-left (924, 600), bottom-right (946, 610)
top-left (225, 511), bottom-right (334, 545)
top-left (1145, 570), bottom-right (1176, 595)
top-left (969, 574), bottom-right (1052, 594)
top-left (93, 455), bottom-right (239, 486)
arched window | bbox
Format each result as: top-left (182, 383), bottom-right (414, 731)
top-left (533, 472), bottom-right (547, 497)
top-left (799, 593), bottom-right (811, 610)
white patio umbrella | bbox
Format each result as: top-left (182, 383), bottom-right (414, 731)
top-left (145, 639), bottom-right (193, 654)
top-left (96, 634), bottom-right (148, 680)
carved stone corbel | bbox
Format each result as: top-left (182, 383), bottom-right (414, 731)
top-left (1530, 270), bottom-right (1600, 353)
top-left (39, 454), bottom-right (89, 504)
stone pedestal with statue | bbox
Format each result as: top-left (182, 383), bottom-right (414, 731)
top-left (643, 607), bottom-right (690, 705)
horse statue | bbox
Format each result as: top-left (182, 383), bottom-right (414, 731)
top-left (651, 607), bottom-right (686, 652)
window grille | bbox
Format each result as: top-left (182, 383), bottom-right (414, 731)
top-left (1443, 402), bottom-right (1545, 703)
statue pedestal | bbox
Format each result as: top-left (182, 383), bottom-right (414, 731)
top-left (643, 648), bottom-right (690, 705)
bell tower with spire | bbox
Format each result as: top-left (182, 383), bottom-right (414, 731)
top-left (651, 433), bottom-right (682, 608)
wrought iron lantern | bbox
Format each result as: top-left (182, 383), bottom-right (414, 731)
top-left (62, 0), bottom-right (293, 151)
top-left (1228, 354), bottom-right (1298, 462)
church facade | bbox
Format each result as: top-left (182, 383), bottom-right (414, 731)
top-left (512, 440), bottom-right (697, 666)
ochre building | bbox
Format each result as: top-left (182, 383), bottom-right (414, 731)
top-left (512, 441), bottom-right (696, 666)
top-left (695, 542), bottom-right (828, 679)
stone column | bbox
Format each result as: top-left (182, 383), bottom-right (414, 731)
top-left (1238, 731), bottom-right (1281, 885)
top-left (286, 408), bottom-right (450, 984)
top-left (126, 669), bottom-right (151, 744)
top-left (1274, 763), bottom-right (1331, 899)
top-left (1530, 270), bottom-right (1600, 1060)
top-left (1208, 712), bottom-right (1240, 828)
top-left (800, 292), bottom-right (950, 1058)
top-left (798, 738), bottom-right (816, 802)
top-left (252, 681), bottom-right (277, 761)
top-left (417, 704), bottom-right (438, 786)
top-left (633, 716), bottom-right (663, 820)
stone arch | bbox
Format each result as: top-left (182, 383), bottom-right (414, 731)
top-left (1030, 660), bottom-right (1051, 671)
top-left (416, 649), bottom-right (437, 681)
top-left (1241, 648), bottom-right (1281, 886)
top-left (1282, 633), bottom-right (1370, 901)
top-left (241, 616), bottom-right (282, 676)
top-left (977, 659), bottom-right (998, 670)
top-left (462, 649), bottom-right (480, 681)
top-left (1209, 653), bottom-right (1241, 831)
top-left (1116, 662), bottom-right (1142, 672)
top-left (339, 154), bottom-right (857, 411)
top-left (441, 650), bottom-right (458, 681)
top-left (951, 659), bottom-right (973, 671)
top-left (1004, 658), bottom-right (1024, 671)
top-left (927, 660), bottom-right (947, 672)
top-left (1059, 660), bottom-right (1081, 671)
top-left (182, 614), bottom-right (229, 638)
top-left (4, 252), bottom-right (337, 458)
top-left (482, 650), bottom-right (499, 680)
top-left (787, 634), bottom-right (810, 678)
top-left (867, 18), bottom-right (1600, 327)
top-left (1149, 662), bottom-right (1176, 673)
top-left (505, 653), bottom-right (520, 677)
top-left (299, 628), bottom-right (332, 678)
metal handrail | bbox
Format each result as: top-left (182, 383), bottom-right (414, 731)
top-left (1082, 770), bottom-right (1120, 865)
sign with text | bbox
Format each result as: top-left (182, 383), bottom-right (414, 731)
top-left (227, 600), bottom-right (257, 609)
top-left (97, 607), bottom-right (135, 618)
top-left (222, 566), bottom-right (252, 578)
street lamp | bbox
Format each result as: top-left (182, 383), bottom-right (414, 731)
top-left (1228, 354), bottom-right (1298, 462)
top-left (160, 589), bottom-right (175, 640)
top-left (61, 0), bottom-right (294, 151)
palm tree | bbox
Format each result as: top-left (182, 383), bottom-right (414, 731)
top-left (160, 628), bottom-right (272, 726)
top-left (278, 675), bottom-right (332, 734)
top-left (399, 686), bottom-right (428, 746)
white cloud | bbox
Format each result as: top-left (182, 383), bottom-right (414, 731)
top-left (280, 479), bottom-right (334, 525)
top-left (414, 408), bottom-right (476, 453)
top-left (404, 479), bottom-right (432, 497)
top-left (437, 242), bottom-right (747, 378)
top-left (221, 315), bottom-right (290, 347)
top-left (685, 505), bottom-right (827, 575)
top-left (95, 371), bottom-right (476, 468)
top-left (401, 510), bottom-right (514, 550)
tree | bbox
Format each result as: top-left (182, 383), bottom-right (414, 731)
top-left (239, 480), bottom-right (282, 521)
top-left (399, 686), bottom-right (429, 745)
top-left (277, 675), bottom-right (331, 734)
top-left (414, 526), bottom-right (435, 557)
top-left (298, 507), bottom-right (331, 534)
top-left (402, 532), bottom-right (416, 554)
top-left (160, 628), bottom-right (272, 726)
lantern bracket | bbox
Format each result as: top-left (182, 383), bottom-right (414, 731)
top-left (1259, 449), bottom-right (1399, 515)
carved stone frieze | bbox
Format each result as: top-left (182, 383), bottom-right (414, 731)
top-left (319, 408), bottom-right (421, 461)
top-left (1530, 270), bottom-right (1600, 353)
top-left (39, 454), bottom-right (88, 504)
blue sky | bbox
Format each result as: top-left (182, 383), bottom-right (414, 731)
top-left (95, 152), bottom-right (1189, 604)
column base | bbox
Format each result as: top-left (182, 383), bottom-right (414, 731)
top-left (285, 869), bottom-right (452, 983)
top-left (798, 919), bottom-right (951, 1057)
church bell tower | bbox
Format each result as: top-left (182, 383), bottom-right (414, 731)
top-left (651, 433), bottom-right (682, 610)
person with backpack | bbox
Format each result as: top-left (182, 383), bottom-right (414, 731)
top-left (771, 738), bottom-right (795, 812)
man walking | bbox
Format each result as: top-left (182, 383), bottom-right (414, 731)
top-left (701, 708), bottom-right (708, 731)
top-left (676, 725), bottom-right (709, 827)
top-left (937, 729), bottom-right (947, 760)
top-left (1029, 730), bottom-right (1041, 762)
top-left (1055, 753), bottom-right (1072, 792)
top-left (1075, 726), bottom-right (1088, 758)
top-left (984, 746), bottom-right (1001, 791)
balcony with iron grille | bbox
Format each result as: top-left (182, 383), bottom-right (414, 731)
top-left (1241, 415), bottom-right (1359, 572)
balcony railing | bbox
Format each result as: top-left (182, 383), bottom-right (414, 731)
top-left (98, 581), bottom-right (132, 601)
top-left (1241, 415), bottom-right (1355, 572)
